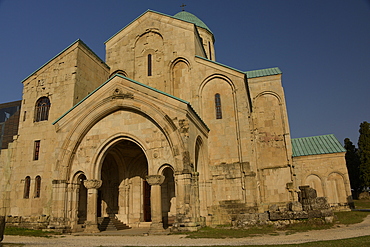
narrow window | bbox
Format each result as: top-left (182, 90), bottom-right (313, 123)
top-left (208, 41), bottom-right (212, 60)
top-left (23, 111), bottom-right (27, 121)
top-left (35, 97), bottom-right (51, 122)
top-left (215, 93), bottom-right (222, 119)
top-left (34, 176), bottom-right (41, 198)
top-left (34, 140), bottom-right (40, 160)
top-left (147, 54), bottom-right (152, 76)
top-left (24, 176), bottom-right (31, 199)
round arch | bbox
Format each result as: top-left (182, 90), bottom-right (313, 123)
top-left (55, 96), bottom-right (187, 182)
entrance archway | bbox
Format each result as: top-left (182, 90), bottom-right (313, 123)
top-left (77, 174), bottom-right (87, 224)
top-left (99, 139), bottom-right (149, 224)
top-left (161, 167), bottom-right (175, 228)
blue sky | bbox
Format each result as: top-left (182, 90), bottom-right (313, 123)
top-left (0, 0), bottom-right (369, 145)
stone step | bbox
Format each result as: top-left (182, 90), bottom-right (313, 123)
top-left (98, 216), bottom-right (131, 231)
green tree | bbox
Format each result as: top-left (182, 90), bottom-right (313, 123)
top-left (344, 138), bottom-right (361, 195)
top-left (358, 121), bottom-right (370, 189)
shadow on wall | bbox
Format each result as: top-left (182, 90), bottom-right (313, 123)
top-left (0, 215), bottom-right (5, 242)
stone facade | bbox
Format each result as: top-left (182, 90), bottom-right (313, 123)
top-left (0, 10), bottom-right (351, 232)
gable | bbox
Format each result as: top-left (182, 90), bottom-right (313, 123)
top-left (53, 74), bottom-right (208, 131)
top-left (22, 39), bottom-right (108, 84)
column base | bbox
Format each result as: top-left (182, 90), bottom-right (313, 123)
top-left (84, 221), bottom-right (100, 233)
top-left (148, 222), bottom-right (167, 234)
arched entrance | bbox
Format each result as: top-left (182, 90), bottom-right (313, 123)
top-left (99, 139), bottom-right (150, 225)
top-left (77, 174), bottom-right (87, 224)
top-left (161, 166), bottom-right (176, 228)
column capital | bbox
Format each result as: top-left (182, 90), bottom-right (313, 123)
top-left (83, 179), bottom-right (102, 189)
top-left (146, 175), bottom-right (165, 186)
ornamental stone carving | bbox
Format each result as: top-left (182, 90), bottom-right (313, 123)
top-left (83, 179), bottom-right (102, 189)
top-left (146, 175), bottom-right (165, 186)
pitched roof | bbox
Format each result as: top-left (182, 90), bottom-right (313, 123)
top-left (246, 67), bottom-right (282, 78)
top-left (195, 55), bottom-right (282, 78)
top-left (291, 134), bottom-right (346, 157)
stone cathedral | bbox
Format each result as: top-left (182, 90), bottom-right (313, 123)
top-left (0, 10), bottom-right (352, 233)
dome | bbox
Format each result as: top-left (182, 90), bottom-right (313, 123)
top-left (173, 11), bottom-right (213, 34)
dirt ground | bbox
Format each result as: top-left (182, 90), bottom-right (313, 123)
top-left (2, 215), bottom-right (370, 246)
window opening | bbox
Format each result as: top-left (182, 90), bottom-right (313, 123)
top-left (35, 97), bottom-right (51, 122)
top-left (34, 176), bottom-right (41, 198)
top-left (24, 176), bottom-right (31, 199)
top-left (208, 41), bottom-right (212, 60)
top-left (34, 140), bottom-right (40, 160)
top-left (148, 54), bottom-right (152, 76)
top-left (215, 93), bottom-right (222, 119)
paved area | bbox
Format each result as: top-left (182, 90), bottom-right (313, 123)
top-left (2, 215), bottom-right (370, 246)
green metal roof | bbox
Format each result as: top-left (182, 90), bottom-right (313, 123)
top-left (195, 55), bottom-right (282, 78)
top-left (173, 11), bottom-right (213, 34)
top-left (246, 67), bottom-right (282, 79)
top-left (105, 9), bottom-right (214, 44)
top-left (291, 134), bottom-right (346, 157)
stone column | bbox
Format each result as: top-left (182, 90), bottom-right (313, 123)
top-left (146, 175), bottom-right (165, 233)
top-left (49, 180), bottom-right (68, 229)
top-left (83, 179), bottom-right (102, 233)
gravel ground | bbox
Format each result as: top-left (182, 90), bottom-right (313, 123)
top-left (2, 216), bottom-right (370, 246)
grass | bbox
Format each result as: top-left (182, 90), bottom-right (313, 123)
top-left (180, 218), bottom-right (334, 239)
top-left (176, 225), bottom-right (277, 238)
top-left (176, 202), bottom-right (370, 240)
top-left (354, 199), bottom-right (370, 209)
top-left (4, 227), bottom-right (61, 238)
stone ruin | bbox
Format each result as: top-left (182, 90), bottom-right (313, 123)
top-left (235, 186), bottom-right (334, 228)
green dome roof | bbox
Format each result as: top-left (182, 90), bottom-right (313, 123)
top-left (173, 11), bottom-right (212, 34)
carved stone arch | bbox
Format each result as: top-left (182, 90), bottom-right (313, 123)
top-left (253, 91), bottom-right (287, 170)
top-left (194, 136), bottom-right (203, 172)
top-left (158, 164), bottom-right (176, 228)
top-left (92, 134), bottom-right (149, 180)
top-left (254, 91), bottom-right (282, 103)
top-left (134, 29), bottom-right (164, 47)
top-left (169, 57), bottom-right (191, 71)
top-left (304, 174), bottom-right (324, 197)
top-left (326, 172), bottom-right (347, 205)
top-left (70, 170), bottom-right (87, 184)
top-left (199, 74), bottom-right (236, 95)
top-left (198, 74), bottom-right (236, 116)
top-left (134, 30), bottom-right (164, 82)
top-left (199, 74), bottom-right (239, 164)
top-left (109, 70), bottom-right (128, 78)
top-left (56, 98), bottom-right (187, 182)
top-left (158, 163), bottom-right (175, 175)
top-left (68, 171), bottom-right (87, 225)
top-left (170, 57), bottom-right (191, 99)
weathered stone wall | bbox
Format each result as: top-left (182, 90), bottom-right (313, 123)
top-left (293, 152), bottom-right (352, 209)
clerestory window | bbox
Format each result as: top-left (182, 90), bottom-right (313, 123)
top-left (34, 176), bottom-right (41, 198)
top-left (24, 176), bottom-right (31, 199)
top-left (148, 54), bottom-right (152, 76)
top-left (34, 140), bottom-right (40, 160)
top-left (215, 93), bottom-right (222, 119)
top-left (35, 97), bottom-right (51, 122)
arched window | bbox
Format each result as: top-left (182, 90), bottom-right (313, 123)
top-left (147, 54), bottom-right (152, 76)
top-left (24, 176), bottom-right (31, 199)
top-left (215, 93), bottom-right (222, 119)
top-left (34, 176), bottom-right (41, 198)
top-left (35, 97), bottom-right (51, 122)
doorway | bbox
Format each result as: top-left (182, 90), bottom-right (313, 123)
top-left (100, 139), bottom-right (150, 223)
